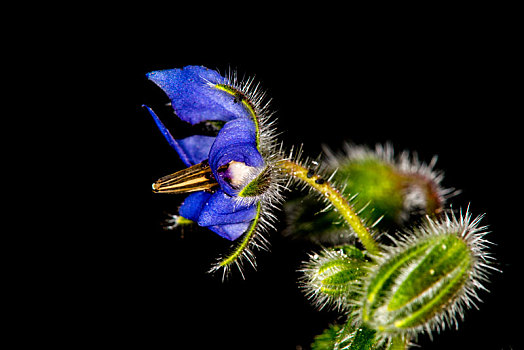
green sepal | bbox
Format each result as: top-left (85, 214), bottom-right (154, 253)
top-left (302, 245), bottom-right (370, 311)
top-left (318, 248), bottom-right (365, 300)
top-left (164, 214), bottom-right (195, 230)
top-left (337, 324), bottom-right (378, 350)
top-left (238, 166), bottom-right (272, 197)
top-left (362, 233), bottom-right (472, 334)
top-left (312, 323), bottom-right (385, 350)
top-left (209, 202), bottom-right (263, 277)
top-left (176, 216), bottom-right (194, 225)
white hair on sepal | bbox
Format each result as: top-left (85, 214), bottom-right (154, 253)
top-left (215, 66), bottom-right (273, 121)
top-left (215, 67), bottom-right (288, 208)
top-left (361, 206), bottom-right (497, 343)
top-left (208, 199), bottom-right (279, 281)
top-left (299, 245), bottom-right (371, 312)
top-left (202, 67), bottom-right (276, 145)
top-left (236, 70), bottom-right (269, 110)
top-left (201, 69), bottom-right (292, 279)
top-left (322, 142), bottom-right (461, 224)
top-left (208, 161), bottom-right (287, 280)
top-left (349, 142), bottom-right (459, 201)
top-left (232, 152), bottom-right (288, 208)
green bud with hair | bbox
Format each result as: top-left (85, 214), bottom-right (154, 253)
top-left (360, 209), bottom-right (494, 340)
top-left (323, 143), bottom-right (455, 228)
top-left (284, 143), bottom-right (457, 245)
top-left (301, 245), bottom-right (370, 311)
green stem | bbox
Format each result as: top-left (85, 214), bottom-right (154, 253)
top-left (279, 159), bottom-right (380, 255)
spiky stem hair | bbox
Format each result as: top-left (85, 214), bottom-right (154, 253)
top-left (279, 145), bottom-right (381, 255)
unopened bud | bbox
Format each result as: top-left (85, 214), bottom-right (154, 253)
top-left (361, 209), bottom-right (493, 338)
top-left (301, 245), bottom-right (369, 311)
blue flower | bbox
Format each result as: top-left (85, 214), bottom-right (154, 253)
top-left (146, 66), bottom-right (277, 241)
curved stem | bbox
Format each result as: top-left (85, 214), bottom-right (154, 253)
top-left (278, 159), bottom-right (381, 255)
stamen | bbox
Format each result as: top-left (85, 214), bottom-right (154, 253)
top-left (152, 160), bottom-right (219, 194)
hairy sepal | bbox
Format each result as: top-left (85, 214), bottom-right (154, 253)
top-left (301, 245), bottom-right (370, 311)
top-left (360, 208), bottom-right (495, 340)
top-left (323, 143), bottom-right (458, 228)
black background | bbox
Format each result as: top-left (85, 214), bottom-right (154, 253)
top-left (131, 28), bottom-right (520, 350)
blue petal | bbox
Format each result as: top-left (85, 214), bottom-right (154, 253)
top-left (147, 66), bottom-right (251, 125)
top-left (144, 105), bottom-right (190, 164)
top-left (175, 135), bottom-right (215, 166)
top-left (197, 190), bottom-right (258, 227)
top-left (179, 191), bottom-right (255, 241)
top-left (208, 118), bottom-right (264, 196)
top-left (197, 190), bottom-right (257, 226)
top-left (145, 104), bottom-right (215, 166)
top-left (207, 222), bottom-right (252, 241)
top-left (178, 192), bottom-right (212, 221)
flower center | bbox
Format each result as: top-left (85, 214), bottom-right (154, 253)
top-left (217, 160), bottom-right (273, 199)
top-left (226, 161), bottom-right (255, 187)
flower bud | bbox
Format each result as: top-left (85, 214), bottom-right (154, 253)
top-left (361, 209), bottom-right (493, 338)
top-left (301, 245), bottom-right (369, 311)
top-left (284, 143), bottom-right (456, 245)
top-left (324, 143), bottom-right (456, 228)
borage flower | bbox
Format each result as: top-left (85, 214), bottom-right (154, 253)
top-left (145, 66), bottom-right (284, 276)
